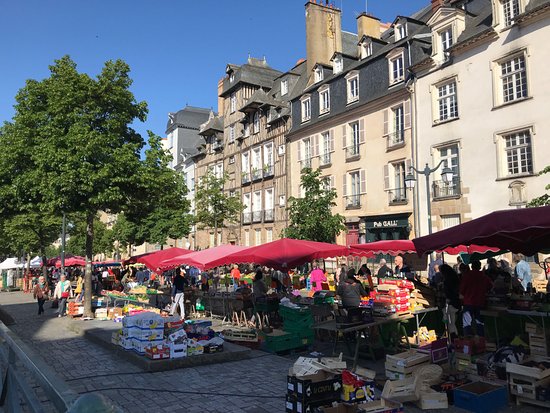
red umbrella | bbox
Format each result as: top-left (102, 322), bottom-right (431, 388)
top-left (413, 205), bottom-right (550, 256)
top-left (206, 238), bottom-right (349, 270)
top-left (159, 245), bottom-right (250, 271)
top-left (122, 252), bottom-right (154, 266)
top-left (136, 247), bottom-right (192, 271)
top-left (350, 240), bottom-right (416, 257)
top-left (54, 256), bottom-right (86, 268)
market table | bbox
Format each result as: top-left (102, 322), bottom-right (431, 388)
top-left (410, 307), bottom-right (439, 346)
top-left (481, 308), bottom-right (507, 348)
top-left (314, 313), bottom-right (414, 369)
top-left (506, 309), bottom-right (550, 331)
top-left (106, 293), bottom-right (161, 311)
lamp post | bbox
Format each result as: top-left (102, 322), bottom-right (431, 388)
top-left (404, 161), bottom-right (454, 235)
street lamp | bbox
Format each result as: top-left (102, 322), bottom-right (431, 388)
top-left (404, 161), bottom-right (453, 235)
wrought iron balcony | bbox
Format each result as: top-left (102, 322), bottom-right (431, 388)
top-left (388, 188), bottom-right (408, 205)
top-left (241, 173), bottom-right (251, 185)
top-left (264, 209), bottom-right (274, 222)
top-left (320, 153), bottom-right (332, 167)
top-left (242, 212), bottom-right (252, 224)
top-left (263, 165), bottom-right (274, 178)
top-left (345, 195), bottom-right (361, 209)
top-left (345, 145), bottom-right (360, 161)
top-left (252, 168), bottom-right (262, 181)
top-left (301, 158), bottom-right (312, 169)
top-left (387, 130), bottom-right (405, 149)
top-left (252, 211), bottom-right (263, 223)
top-left (433, 176), bottom-right (461, 199)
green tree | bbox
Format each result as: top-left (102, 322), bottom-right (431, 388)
top-left (284, 168), bottom-right (345, 243)
top-left (112, 213), bottom-right (144, 256)
top-left (66, 214), bottom-right (114, 257)
top-left (194, 171), bottom-right (244, 246)
top-left (528, 166), bottom-right (550, 207)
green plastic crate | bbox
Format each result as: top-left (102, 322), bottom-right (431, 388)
top-left (279, 304), bottom-right (312, 321)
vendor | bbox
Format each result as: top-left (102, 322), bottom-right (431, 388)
top-left (337, 269), bottom-right (368, 308)
top-left (394, 255), bottom-right (411, 280)
top-left (357, 264), bottom-right (374, 291)
top-left (377, 259), bottom-right (392, 278)
top-left (252, 270), bottom-right (268, 301)
top-left (310, 260), bottom-right (326, 292)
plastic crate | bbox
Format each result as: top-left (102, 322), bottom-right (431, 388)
top-left (263, 330), bottom-right (309, 353)
top-left (279, 304), bottom-right (312, 322)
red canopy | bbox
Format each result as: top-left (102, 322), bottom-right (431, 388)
top-left (349, 240), bottom-right (416, 257)
top-left (206, 238), bottom-right (349, 270)
top-left (160, 245), bottom-right (250, 270)
top-left (136, 247), bottom-right (192, 271)
top-left (413, 205), bottom-right (550, 256)
top-left (350, 240), bottom-right (500, 257)
top-left (122, 252), bottom-right (154, 266)
top-left (53, 256), bottom-right (86, 268)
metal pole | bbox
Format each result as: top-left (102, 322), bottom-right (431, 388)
top-left (61, 212), bottom-right (66, 274)
top-left (425, 166), bottom-right (433, 235)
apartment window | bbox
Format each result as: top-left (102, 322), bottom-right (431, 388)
top-left (314, 66), bottom-right (324, 83)
top-left (244, 229), bottom-right (250, 246)
top-left (300, 138), bottom-right (312, 168)
top-left (252, 147), bottom-right (262, 179)
top-left (503, 0), bottom-right (521, 26)
top-left (230, 93), bottom-right (236, 113)
top-left (503, 130), bottom-right (533, 176)
top-left (244, 122), bottom-right (250, 137)
top-left (263, 142), bottom-right (274, 176)
top-left (360, 40), bottom-right (372, 59)
top-left (229, 125), bottom-right (235, 143)
top-left (279, 195), bottom-right (286, 207)
top-left (243, 193), bottom-right (251, 224)
top-left (389, 53), bottom-right (405, 84)
top-left (395, 23), bottom-right (407, 40)
top-left (389, 105), bottom-right (405, 147)
top-left (319, 86), bottom-right (330, 115)
top-left (333, 55), bottom-right (343, 74)
top-left (241, 152), bottom-right (250, 183)
top-left (255, 229), bottom-right (262, 246)
top-left (343, 170), bottom-right (366, 208)
top-left (437, 81), bottom-right (458, 122)
top-left (266, 228), bottom-right (273, 243)
top-left (214, 163), bottom-right (223, 179)
top-left (389, 161), bottom-right (407, 204)
top-left (264, 188), bottom-right (274, 222)
top-left (440, 27), bottom-right (453, 51)
top-left (321, 131), bottom-right (333, 166)
top-left (346, 122), bottom-right (360, 158)
top-left (499, 53), bottom-right (527, 104)
top-left (301, 96), bottom-right (311, 122)
top-left (229, 155), bottom-right (235, 164)
top-left (441, 214), bottom-right (461, 229)
top-left (253, 111), bottom-right (260, 134)
top-left (346, 72), bottom-right (359, 103)
top-left (253, 191), bottom-right (262, 223)
top-left (434, 144), bottom-right (460, 198)
top-left (281, 79), bottom-right (288, 96)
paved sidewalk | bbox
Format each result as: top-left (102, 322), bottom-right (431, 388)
top-left (0, 291), bottom-right (545, 412)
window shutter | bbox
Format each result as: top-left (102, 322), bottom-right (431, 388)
top-left (404, 99), bottom-right (411, 129)
top-left (314, 134), bottom-right (320, 157)
top-left (342, 174), bottom-right (347, 197)
top-left (360, 170), bottom-right (367, 194)
top-left (297, 141), bottom-right (302, 161)
top-left (329, 130), bottom-right (335, 152)
top-left (383, 109), bottom-right (389, 136)
top-left (342, 125), bottom-right (347, 148)
top-left (383, 165), bottom-right (390, 190)
top-left (359, 119), bottom-right (365, 144)
top-left (330, 176), bottom-right (335, 189)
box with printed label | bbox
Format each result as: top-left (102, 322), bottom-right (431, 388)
top-left (287, 372), bottom-right (342, 404)
top-left (285, 395), bottom-right (332, 413)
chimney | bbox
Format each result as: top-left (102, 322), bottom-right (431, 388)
top-left (305, 1), bottom-right (342, 77)
top-left (217, 77), bottom-right (224, 115)
top-left (431, 0), bottom-right (444, 11)
top-left (356, 13), bottom-right (381, 40)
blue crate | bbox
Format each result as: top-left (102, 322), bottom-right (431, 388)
top-left (454, 381), bottom-right (508, 413)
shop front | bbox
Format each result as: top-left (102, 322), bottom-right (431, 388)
top-left (362, 213), bottom-right (411, 243)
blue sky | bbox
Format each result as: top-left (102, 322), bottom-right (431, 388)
top-left (0, 0), bottom-right (429, 140)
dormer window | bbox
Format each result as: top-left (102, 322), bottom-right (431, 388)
top-left (395, 23), bottom-right (407, 41)
top-left (319, 85), bottom-right (330, 115)
top-left (229, 72), bottom-right (235, 82)
top-left (502, 0), bottom-right (521, 26)
top-left (428, 7), bottom-right (466, 63)
top-left (360, 40), bottom-right (373, 59)
top-left (301, 95), bottom-right (311, 123)
top-left (314, 66), bottom-right (324, 83)
top-left (281, 79), bottom-right (288, 96)
top-left (345, 71), bottom-right (359, 104)
top-left (387, 48), bottom-right (405, 85)
top-left (253, 111), bottom-right (260, 134)
top-left (440, 26), bottom-right (453, 51)
top-left (333, 55), bottom-right (343, 74)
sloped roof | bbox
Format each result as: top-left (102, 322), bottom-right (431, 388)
top-left (199, 112), bottom-right (224, 136)
top-left (166, 106), bottom-right (211, 133)
top-left (220, 57), bottom-right (283, 97)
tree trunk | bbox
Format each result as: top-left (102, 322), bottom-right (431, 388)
top-left (214, 221), bottom-right (218, 247)
top-left (26, 252), bottom-right (31, 274)
top-left (41, 248), bottom-right (48, 279)
top-left (83, 212), bottom-right (94, 318)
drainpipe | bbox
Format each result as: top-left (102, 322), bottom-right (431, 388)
top-left (407, 39), bottom-right (420, 238)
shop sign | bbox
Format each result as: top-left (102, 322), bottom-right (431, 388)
top-left (365, 217), bottom-right (409, 229)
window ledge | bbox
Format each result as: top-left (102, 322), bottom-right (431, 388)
top-left (433, 117), bottom-right (460, 127)
top-left (346, 154), bottom-right (361, 162)
top-left (319, 162), bottom-right (332, 169)
top-left (389, 200), bottom-right (408, 206)
top-left (319, 110), bottom-right (330, 117)
top-left (389, 80), bottom-right (405, 88)
top-left (301, 118), bottom-right (311, 124)
top-left (496, 173), bottom-right (535, 182)
top-left (346, 204), bottom-right (362, 210)
top-left (347, 98), bottom-right (359, 105)
top-left (433, 195), bottom-right (462, 201)
top-left (386, 142), bottom-right (406, 152)
top-left (492, 96), bottom-right (532, 111)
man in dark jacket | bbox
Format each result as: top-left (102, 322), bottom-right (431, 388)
top-left (337, 269), bottom-right (368, 308)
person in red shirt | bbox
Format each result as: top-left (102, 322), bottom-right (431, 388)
top-left (230, 264), bottom-right (241, 290)
top-left (459, 261), bottom-right (493, 336)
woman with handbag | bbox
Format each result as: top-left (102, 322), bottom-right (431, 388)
top-left (33, 276), bottom-right (49, 315)
top-left (54, 274), bottom-right (72, 317)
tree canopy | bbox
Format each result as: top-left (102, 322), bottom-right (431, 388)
top-left (528, 165), bottom-right (550, 207)
top-left (285, 168), bottom-right (345, 243)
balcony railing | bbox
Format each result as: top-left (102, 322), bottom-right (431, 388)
top-left (252, 211), bottom-right (262, 223)
top-left (242, 212), bottom-right (252, 224)
top-left (388, 187), bottom-right (408, 205)
top-left (387, 130), bottom-right (405, 149)
top-left (242, 173), bottom-right (251, 185)
top-left (212, 140), bottom-right (224, 151)
top-left (263, 165), bottom-right (274, 178)
top-left (252, 169), bottom-right (262, 181)
top-left (345, 195), bottom-right (361, 209)
top-left (433, 176), bottom-right (461, 199)
top-left (346, 145), bottom-right (360, 160)
top-left (301, 158), bottom-right (312, 169)
top-left (264, 209), bottom-right (274, 222)
top-left (320, 153), bottom-right (332, 166)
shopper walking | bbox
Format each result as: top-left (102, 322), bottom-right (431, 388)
top-left (53, 274), bottom-right (72, 317)
top-left (33, 276), bottom-right (49, 315)
top-left (460, 261), bottom-right (493, 336)
top-left (170, 269), bottom-right (186, 319)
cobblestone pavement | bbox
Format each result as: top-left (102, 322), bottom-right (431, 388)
top-left (0, 291), bottom-right (545, 412)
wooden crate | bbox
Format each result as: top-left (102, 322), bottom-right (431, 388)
top-left (385, 360), bottom-right (428, 375)
top-left (526, 322), bottom-right (541, 335)
top-left (529, 333), bottom-right (548, 357)
top-left (415, 388), bottom-right (448, 410)
top-left (533, 279), bottom-right (548, 293)
top-left (385, 370), bottom-right (412, 381)
top-left (506, 357), bottom-right (550, 380)
top-left (358, 398), bottom-right (404, 413)
top-left (386, 350), bottom-right (430, 368)
top-left (509, 373), bottom-right (550, 400)
top-left (381, 377), bottom-right (421, 402)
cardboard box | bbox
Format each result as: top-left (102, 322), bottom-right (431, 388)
top-left (453, 382), bottom-right (507, 413)
top-left (169, 342), bottom-right (187, 359)
top-left (321, 403), bottom-right (358, 413)
top-left (287, 371), bottom-right (342, 405)
top-left (285, 395), bottom-right (332, 413)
